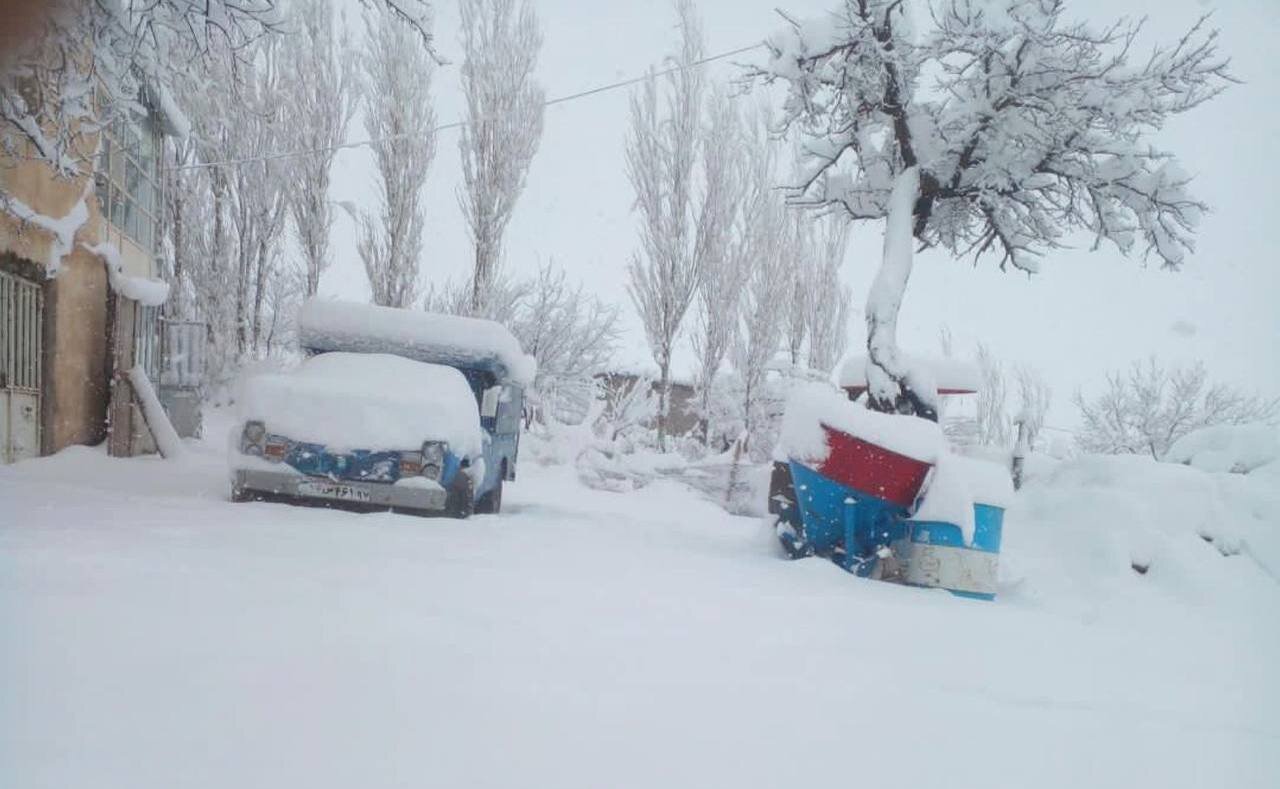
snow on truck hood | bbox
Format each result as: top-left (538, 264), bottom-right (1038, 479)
top-left (237, 353), bottom-right (483, 457)
top-left (297, 299), bottom-right (536, 386)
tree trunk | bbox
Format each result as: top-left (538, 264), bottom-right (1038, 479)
top-left (864, 166), bottom-right (937, 422)
top-left (657, 356), bottom-right (671, 452)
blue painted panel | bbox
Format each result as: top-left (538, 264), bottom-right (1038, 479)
top-left (972, 503), bottom-right (1004, 553)
top-left (788, 461), bottom-right (907, 561)
top-left (283, 440), bottom-right (402, 483)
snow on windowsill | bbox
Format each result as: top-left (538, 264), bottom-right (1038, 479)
top-left (88, 242), bottom-right (170, 306)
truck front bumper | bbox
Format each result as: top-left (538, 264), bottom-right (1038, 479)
top-left (232, 468), bottom-right (448, 512)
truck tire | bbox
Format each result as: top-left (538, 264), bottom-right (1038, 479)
top-left (445, 472), bottom-right (474, 519)
top-left (475, 474), bottom-right (503, 514)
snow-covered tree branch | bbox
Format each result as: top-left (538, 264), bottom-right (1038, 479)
top-left (757, 0), bottom-right (1234, 419)
top-left (457, 0), bottom-right (545, 314)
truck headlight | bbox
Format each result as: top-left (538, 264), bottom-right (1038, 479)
top-left (240, 421), bottom-right (266, 455)
top-left (421, 441), bottom-right (446, 480)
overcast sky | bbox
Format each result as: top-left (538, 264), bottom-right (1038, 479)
top-left (321, 0), bottom-right (1280, 427)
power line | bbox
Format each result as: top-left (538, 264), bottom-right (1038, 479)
top-left (168, 42), bottom-right (764, 173)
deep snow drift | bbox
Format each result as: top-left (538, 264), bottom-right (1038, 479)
top-left (2, 414), bottom-right (1278, 789)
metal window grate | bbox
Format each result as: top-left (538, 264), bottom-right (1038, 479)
top-left (1, 269), bottom-right (43, 393)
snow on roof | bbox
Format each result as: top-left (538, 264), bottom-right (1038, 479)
top-left (237, 352), bottom-right (483, 457)
top-left (779, 382), bottom-right (944, 465)
top-left (837, 353), bottom-right (980, 395)
top-left (1164, 424), bottom-right (1279, 474)
top-left (297, 299), bottom-right (535, 386)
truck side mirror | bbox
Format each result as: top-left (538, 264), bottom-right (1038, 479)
top-left (481, 385), bottom-right (501, 419)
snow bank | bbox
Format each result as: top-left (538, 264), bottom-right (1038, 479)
top-left (837, 352), bottom-right (980, 394)
top-left (90, 242), bottom-right (170, 305)
top-left (298, 299), bottom-right (535, 386)
top-left (779, 382), bottom-right (944, 464)
top-left (236, 352), bottom-right (483, 457)
top-left (1007, 453), bottom-right (1280, 607)
top-left (1164, 423), bottom-right (1279, 474)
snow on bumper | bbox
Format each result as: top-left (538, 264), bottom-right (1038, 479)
top-left (232, 468), bottom-right (447, 511)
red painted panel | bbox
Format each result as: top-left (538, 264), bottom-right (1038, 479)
top-left (816, 425), bottom-right (933, 509)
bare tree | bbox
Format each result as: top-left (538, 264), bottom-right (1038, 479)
top-left (1014, 365), bottom-right (1053, 452)
top-left (690, 86), bottom-right (745, 445)
top-left (283, 0), bottom-right (356, 297)
top-left (626, 0), bottom-right (705, 450)
top-left (972, 343), bottom-right (1011, 448)
top-left (358, 5), bottom-right (437, 308)
top-left (0, 1), bottom-right (432, 181)
top-left (804, 215), bottom-right (852, 375)
top-left (1074, 359), bottom-right (1277, 459)
top-left (728, 109), bottom-right (788, 457)
top-left (423, 261), bottom-right (620, 420)
top-left (457, 0), bottom-right (545, 314)
top-left (758, 0), bottom-right (1234, 420)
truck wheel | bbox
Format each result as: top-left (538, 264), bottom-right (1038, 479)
top-left (475, 475), bottom-right (503, 514)
top-left (445, 473), bottom-right (474, 519)
top-left (231, 486), bottom-right (254, 503)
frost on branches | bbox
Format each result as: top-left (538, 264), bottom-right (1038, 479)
top-left (758, 0), bottom-right (1233, 419)
top-left (358, 5), bottom-right (438, 309)
top-left (458, 0), bottom-right (545, 314)
top-left (626, 0), bottom-right (707, 450)
top-left (0, 1), bottom-right (431, 180)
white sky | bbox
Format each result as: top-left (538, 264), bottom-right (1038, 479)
top-left (321, 0), bottom-right (1280, 427)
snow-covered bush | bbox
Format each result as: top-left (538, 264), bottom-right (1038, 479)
top-left (1074, 358), bottom-right (1278, 459)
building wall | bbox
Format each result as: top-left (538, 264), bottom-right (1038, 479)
top-left (1, 130), bottom-right (117, 456)
top-left (44, 247), bottom-right (109, 451)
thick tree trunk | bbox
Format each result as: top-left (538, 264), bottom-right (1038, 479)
top-left (864, 167), bottom-right (937, 422)
top-left (657, 355), bottom-right (671, 452)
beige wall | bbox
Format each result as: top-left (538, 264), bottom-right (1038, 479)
top-left (2, 131), bottom-right (116, 456)
top-left (43, 246), bottom-right (109, 452)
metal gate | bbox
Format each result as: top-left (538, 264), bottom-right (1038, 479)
top-left (0, 269), bottom-right (43, 463)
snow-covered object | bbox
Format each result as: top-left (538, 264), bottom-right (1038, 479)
top-left (1164, 424), bottom-right (1279, 474)
top-left (236, 352), bottom-right (484, 458)
top-left (779, 382), bottom-right (944, 465)
top-left (4, 191), bottom-right (90, 275)
top-left (838, 352), bottom-right (980, 395)
top-left (151, 82), bottom-right (191, 139)
top-left (90, 242), bottom-right (170, 306)
top-left (297, 299), bottom-right (535, 386)
top-left (912, 453), bottom-right (1013, 546)
top-left (128, 365), bottom-right (185, 459)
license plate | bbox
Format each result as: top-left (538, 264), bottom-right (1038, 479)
top-left (297, 480), bottom-right (371, 503)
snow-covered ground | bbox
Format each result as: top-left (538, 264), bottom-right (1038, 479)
top-left (3, 414), bottom-right (1278, 788)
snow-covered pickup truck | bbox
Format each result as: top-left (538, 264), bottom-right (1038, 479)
top-left (230, 300), bottom-right (534, 518)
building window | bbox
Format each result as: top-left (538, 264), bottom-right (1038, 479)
top-left (96, 113), bottom-right (160, 254)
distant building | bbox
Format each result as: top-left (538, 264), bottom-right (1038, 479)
top-left (0, 81), bottom-right (186, 463)
top-left (593, 370), bottom-right (700, 438)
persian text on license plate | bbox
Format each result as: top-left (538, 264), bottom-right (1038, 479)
top-left (297, 480), bottom-right (371, 502)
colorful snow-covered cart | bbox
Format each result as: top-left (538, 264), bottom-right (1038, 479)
top-left (773, 357), bottom-right (1011, 599)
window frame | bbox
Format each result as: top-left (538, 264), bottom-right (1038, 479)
top-left (95, 110), bottom-right (162, 255)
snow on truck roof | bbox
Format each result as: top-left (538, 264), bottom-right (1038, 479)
top-left (239, 352), bottom-right (484, 456)
top-left (297, 299), bottom-right (536, 386)
top-left (837, 353), bottom-right (980, 395)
